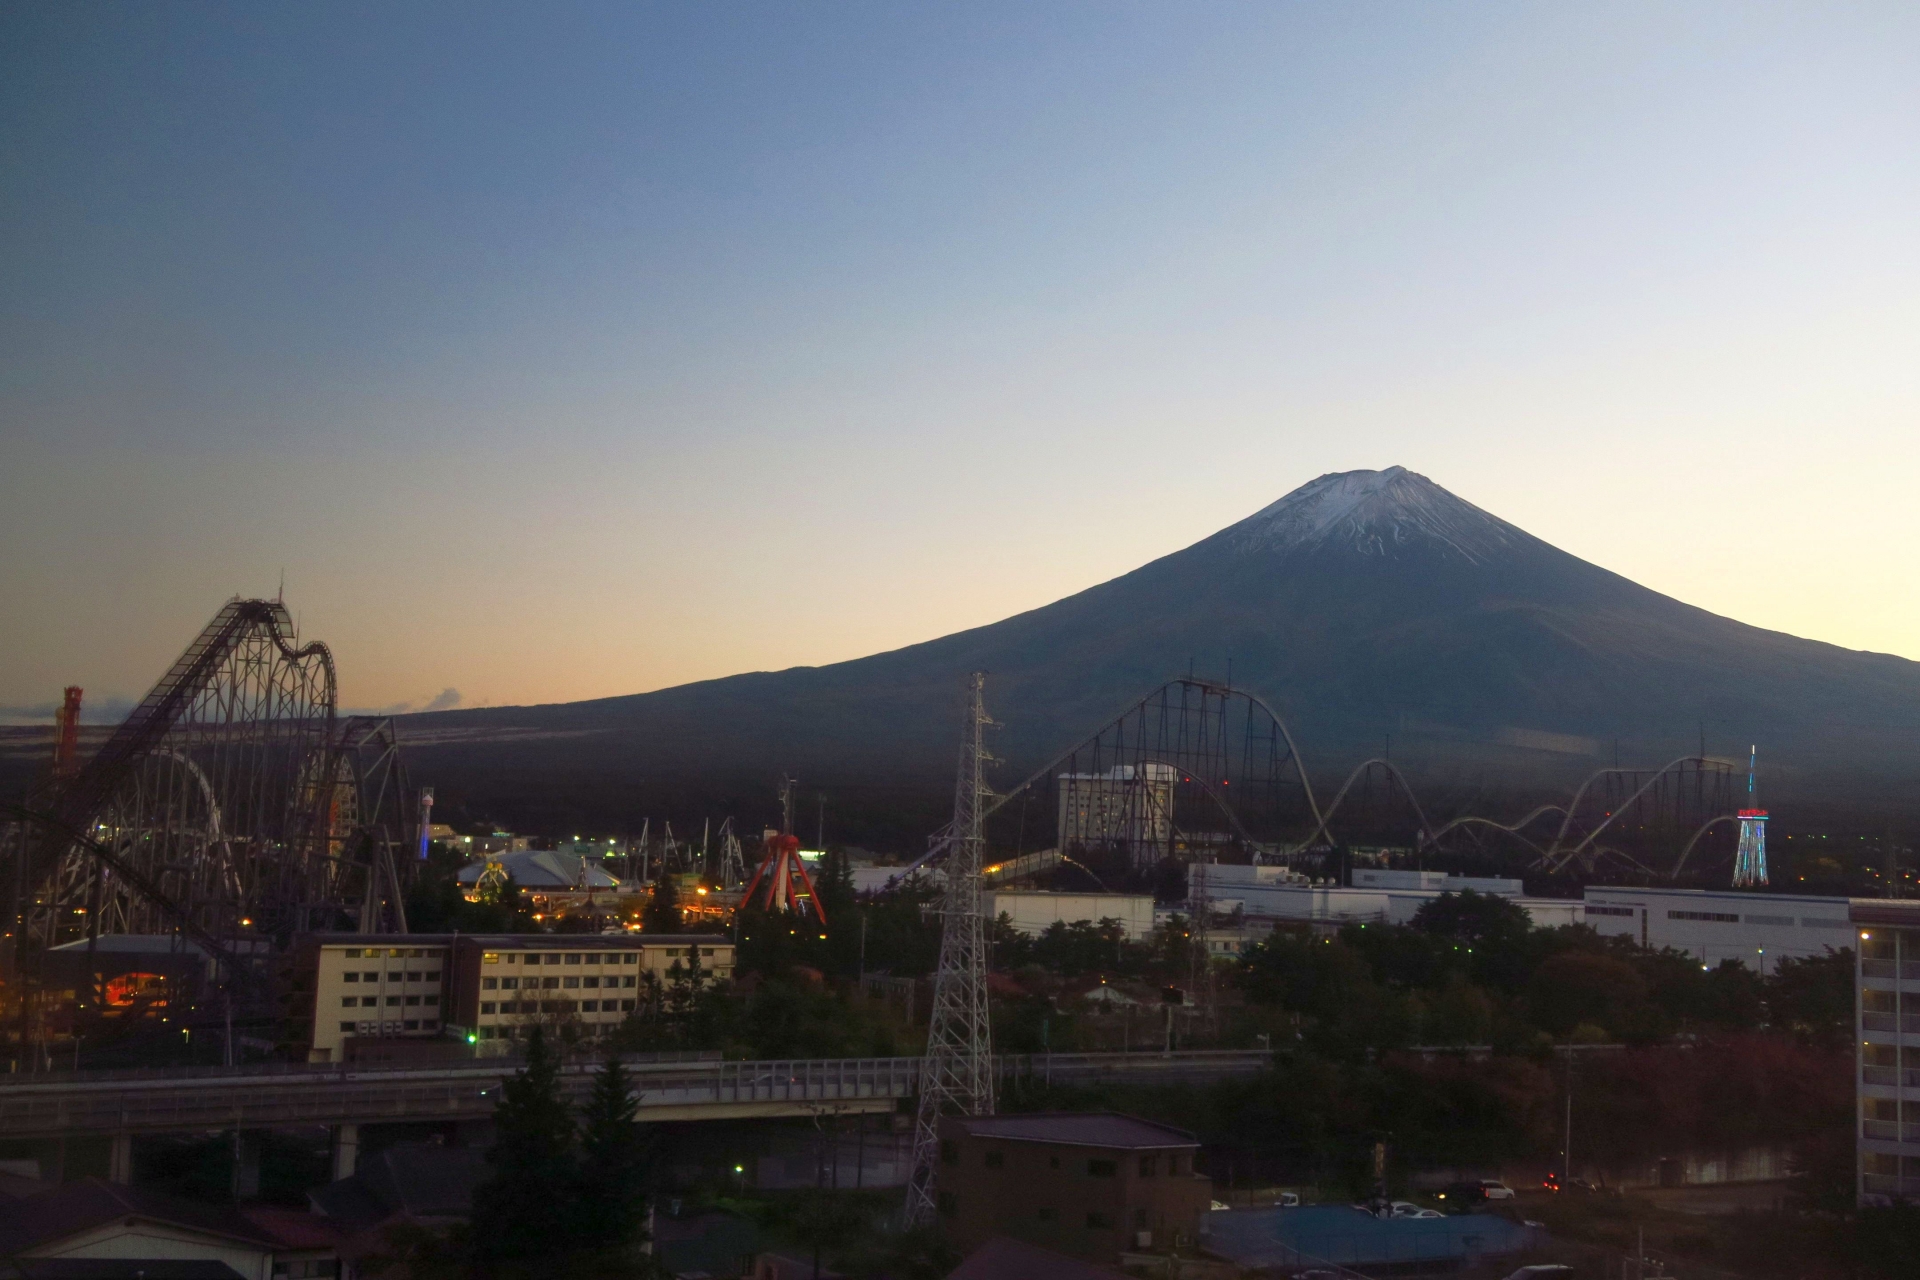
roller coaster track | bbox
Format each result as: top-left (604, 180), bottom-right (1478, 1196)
top-left (22, 598), bottom-right (336, 899)
top-left (1539, 755), bottom-right (1725, 872)
top-left (0, 800), bottom-right (247, 977)
top-left (1292, 757), bottom-right (1438, 852)
top-left (890, 678), bottom-right (1327, 884)
top-left (889, 675), bottom-right (1740, 885)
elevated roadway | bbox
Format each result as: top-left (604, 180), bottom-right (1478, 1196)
top-left (0, 1049), bottom-right (1268, 1177)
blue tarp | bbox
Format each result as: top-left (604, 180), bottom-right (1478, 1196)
top-left (1203, 1205), bottom-right (1542, 1271)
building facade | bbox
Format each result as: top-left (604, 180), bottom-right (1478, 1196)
top-left (1056, 765), bottom-right (1177, 860)
top-left (1199, 864), bottom-right (1584, 931)
top-left (984, 891), bottom-right (1158, 942)
top-left (1583, 887), bottom-right (1854, 975)
top-left (935, 1112), bottom-right (1210, 1263)
top-left (1855, 899), bottom-right (1920, 1205)
top-left (288, 932), bottom-right (732, 1062)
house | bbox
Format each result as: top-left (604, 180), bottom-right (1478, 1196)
top-left (309, 1143), bottom-right (485, 1236)
top-left (0, 1264), bottom-right (247, 1280)
top-left (934, 1113), bottom-right (1211, 1264)
top-left (0, 1180), bottom-right (286, 1280)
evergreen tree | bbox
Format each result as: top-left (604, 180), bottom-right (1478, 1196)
top-left (470, 1028), bottom-right (578, 1274)
top-left (575, 1053), bottom-right (655, 1254)
top-left (642, 875), bottom-right (681, 933)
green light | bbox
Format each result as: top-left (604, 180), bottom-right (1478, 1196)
top-left (467, 1034), bottom-right (477, 1044)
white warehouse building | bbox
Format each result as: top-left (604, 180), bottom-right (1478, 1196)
top-left (984, 890), bottom-right (1158, 941)
top-left (1581, 886), bottom-right (1855, 974)
top-left (1196, 864), bottom-right (1586, 930)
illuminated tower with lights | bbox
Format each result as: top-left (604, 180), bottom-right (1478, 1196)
top-left (1732, 745), bottom-right (1768, 887)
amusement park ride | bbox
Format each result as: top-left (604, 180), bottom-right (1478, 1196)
top-left (1, 598), bottom-right (418, 1064)
top-left (2, 594), bottom-right (1766, 1076)
top-left (738, 776), bottom-right (827, 923)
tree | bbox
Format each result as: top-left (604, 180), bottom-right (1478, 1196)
top-left (1524, 951), bottom-right (1645, 1038)
top-left (575, 1054), bottom-right (655, 1254)
top-left (784, 1190), bottom-right (872, 1280)
top-left (1767, 947), bottom-right (1855, 1047)
top-left (470, 1028), bottom-right (579, 1274)
top-left (643, 875), bottom-right (682, 933)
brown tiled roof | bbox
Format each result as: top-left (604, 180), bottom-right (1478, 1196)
top-left (239, 1206), bottom-right (349, 1251)
top-left (947, 1111), bottom-right (1198, 1149)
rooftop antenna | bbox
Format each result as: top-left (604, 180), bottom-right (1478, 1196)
top-left (1732, 745), bottom-right (1768, 888)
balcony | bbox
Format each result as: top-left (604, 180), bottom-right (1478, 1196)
top-left (1866, 960), bottom-right (1920, 982)
top-left (1862, 1066), bottom-right (1920, 1088)
top-left (1861, 1013), bottom-right (1920, 1034)
top-left (1863, 1173), bottom-right (1903, 1196)
top-left (1864, 1119), bottom-right (1898, 1140)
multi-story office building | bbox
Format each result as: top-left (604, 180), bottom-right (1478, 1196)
top-left (287, 932), bottom-right (732, 1062)
top-left (1855, 899), bottom-right (1920, 1205)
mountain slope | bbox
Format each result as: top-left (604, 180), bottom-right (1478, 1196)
top-left (405, 468), bottom-right (1920, 805)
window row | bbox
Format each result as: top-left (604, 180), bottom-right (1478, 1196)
top-left (483, 952), bottom-right (641, 965)
top-left (342, 970), bottom-right (440, 983)
top-left (954, 1145), bottom-right (1181, 1177)
top-left (482, 974), bottom-right (639, 990)
top-left (343, 948), bottom-right (445, 959)
top-left (343, 994), bottom-right (440, 1008)
top-left (338, 1019), bottom-right (439, 1032)
top-left (479, 999), bottom-right (636, 1016)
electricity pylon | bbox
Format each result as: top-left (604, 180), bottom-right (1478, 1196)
top-left (904, 672), bottom-right (997, 1226)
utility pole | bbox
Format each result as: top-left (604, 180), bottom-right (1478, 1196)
top-left (904, 673), bottom-right (996, 1227)
top-left (1563, 1041), bottom-right (1575, 1186)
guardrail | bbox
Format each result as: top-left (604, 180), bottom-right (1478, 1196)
top-left (0, 1050), bottom-right (1269, 1139)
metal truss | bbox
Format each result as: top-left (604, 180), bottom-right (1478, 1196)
top-left (904, 672), bottom-right (997, 1227)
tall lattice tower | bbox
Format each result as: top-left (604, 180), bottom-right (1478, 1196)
top-left (904, 672), bottom-right (997, 1226)
top-left (1732, 745), bottom-right (1768, 887)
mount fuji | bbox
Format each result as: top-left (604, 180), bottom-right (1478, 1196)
top-left (405, 468), bottom-right (1920, 823)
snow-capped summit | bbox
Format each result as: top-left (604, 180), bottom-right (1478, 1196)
top-left (1221, 467), bottom-right (1525, 564)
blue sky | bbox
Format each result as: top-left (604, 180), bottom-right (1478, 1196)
top-left (3, 2), bottom-right (1917, 716)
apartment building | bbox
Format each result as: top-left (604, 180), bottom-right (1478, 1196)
top-left (288, 932), bottom-right (731, 1062)
top-left (1855, 898), bottom-right (1920, 1204)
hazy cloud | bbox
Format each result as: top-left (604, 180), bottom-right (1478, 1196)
top-left (0, 695), bottom-right (137, 726)
top-left (343, 687), bottom-right (464, 717)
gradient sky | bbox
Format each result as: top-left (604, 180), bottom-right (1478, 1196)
top-left (3, 2), bottom-right (1917, 720)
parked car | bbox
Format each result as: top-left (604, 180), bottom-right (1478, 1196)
top-left (1387, 1201), bottom-right (1442, 1219)
top-left (1275, 1191), bottom-right (1302, 1207)
top-left (1479, 1178), bottom-right (1517, 1200)
top-left (1504, 1267), bottom-right (1575, 1280)
top-left (1543, 1172), bottom-right (1603, 1194)
top-left (1435, 1182), bottom-right (1488, 1207)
